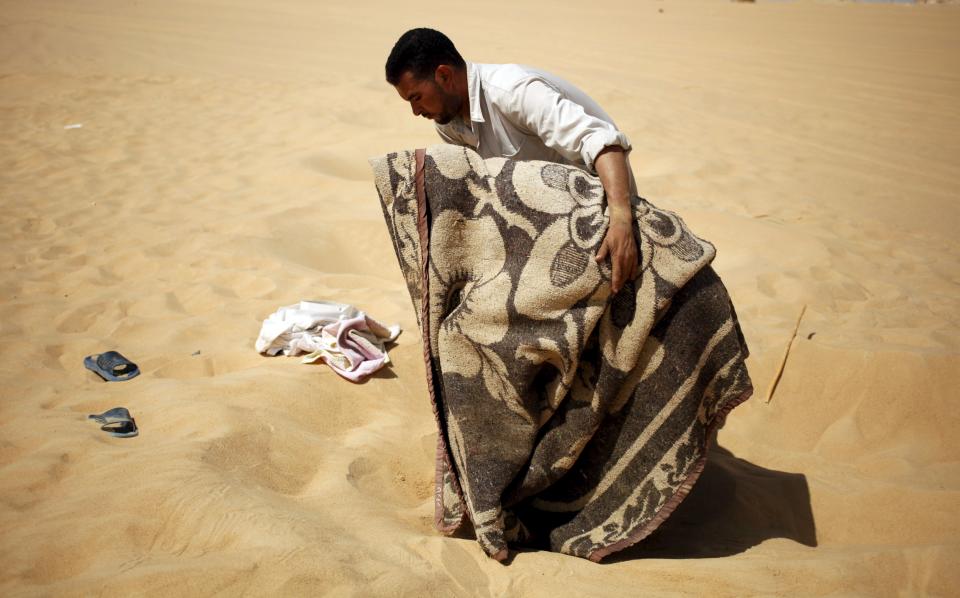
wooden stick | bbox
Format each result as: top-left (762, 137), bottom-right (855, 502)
top-left (765, 304), bottom-right (806, 403)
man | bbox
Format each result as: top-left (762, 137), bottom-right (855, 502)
top-left (385, 28), bottom-right (639, 294)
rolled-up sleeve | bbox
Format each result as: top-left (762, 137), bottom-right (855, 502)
top-left (507, 78), bottom-right (631, 172)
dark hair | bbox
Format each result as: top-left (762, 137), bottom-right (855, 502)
top-left (385, 28), bottom-right (465, 85)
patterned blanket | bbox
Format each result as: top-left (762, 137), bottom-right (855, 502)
top-left (370, 145), bottom-right (753, 562)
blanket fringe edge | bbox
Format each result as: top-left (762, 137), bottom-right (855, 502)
top-left (586, 386), bottom-right (755, 562)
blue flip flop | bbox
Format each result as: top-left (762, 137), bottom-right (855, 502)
top-left (84, 351), bottom-right (139, 382)
top-left (88, 407), bottom-right (139, 438)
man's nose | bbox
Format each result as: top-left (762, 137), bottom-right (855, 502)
top-left (411, 103), bottom-right (421, 116)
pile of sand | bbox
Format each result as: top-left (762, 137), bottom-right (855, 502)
top-left (1, 0), bottom-right (957, 595)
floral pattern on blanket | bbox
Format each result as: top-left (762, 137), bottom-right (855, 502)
top-left (371, 145), bottom-right (753, 561)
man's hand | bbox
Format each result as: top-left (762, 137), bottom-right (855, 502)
top-left (593, 146), bottom-right (638, 294)
top-left (596, 218), bottom-right (638, 294)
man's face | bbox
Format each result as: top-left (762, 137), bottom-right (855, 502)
top-left (394, 69), bottom-right (461, 125)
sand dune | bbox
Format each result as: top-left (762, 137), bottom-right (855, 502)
top-left (1, 0), bottom-right (958, 595)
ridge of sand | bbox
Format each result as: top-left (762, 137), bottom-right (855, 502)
top-left (1, 1), bottom-right (958, 595)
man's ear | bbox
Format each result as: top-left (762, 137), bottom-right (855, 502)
top-left (434, 65), bottom-right (454, 90)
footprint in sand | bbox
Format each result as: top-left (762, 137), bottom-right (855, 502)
top-left (45, 452), bottom-right (73, 485)
top-left (209, 271), bottom-right (276, 300)
top-left (148, 238), bottom-right (188, 259)
top-left (170, 284), bottom-right (232, 315)
top-left (19, 540), bottom-right (96, 583)
top-left (151, 354), bottom-right (255, 380)
top-left (303, 151), bottom-right (371, 182)
top-left (202, 424), bottom-right (320, 495)
top-left (9, 452), bottom-right (78, 513)
top-left (152, 355), bottom-right (217, 379)
top-left (39, 244), bottom-right (83, 261)
top-left (346, 452), bottom-right (433, 509)
top-left (42, 344), bottom-right (67, 371)
top-left (19, 216), bottom-right (57, 236)
top-left (102, 250), bottom-right (158, 280)
top-left (755, 272), bottom-right (808, 302)
top-left (127, 291), bottom-right (188, 318)
top-left (56, 301), bottom-right (115, 334)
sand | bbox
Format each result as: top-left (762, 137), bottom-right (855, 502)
top-left (1, 0), bottom-right (958, 595)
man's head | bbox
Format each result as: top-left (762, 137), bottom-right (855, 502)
top-left (386, 28), bottom-right (466, 125)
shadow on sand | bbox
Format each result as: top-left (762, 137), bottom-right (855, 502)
top-left (606, 444), bottom-right (817, 562)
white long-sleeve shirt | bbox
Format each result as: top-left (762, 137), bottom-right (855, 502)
top-left (436, 61), bottom-right (636, 193)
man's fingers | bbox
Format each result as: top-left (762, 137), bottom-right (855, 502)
top-left (595, 237), bottom-right (609, 262)
top-left (613, 244), bottom-right (640, 295)
top-left (598, 227), bottom-right (642, 294)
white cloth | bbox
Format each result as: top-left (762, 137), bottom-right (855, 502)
top-left (435, 61), bottom-right (636, 193)
top-left (255, 301), bottom-right (402, 381)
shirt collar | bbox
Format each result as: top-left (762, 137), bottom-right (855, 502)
top-left (466, 61), bottom-right (485, 124)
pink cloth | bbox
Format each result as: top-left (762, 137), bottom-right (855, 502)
top-left (305, 315), bottom-right (394, 382)
top-left (256, 300), bottom-right (401, 382)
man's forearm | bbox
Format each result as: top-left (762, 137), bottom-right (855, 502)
top-left (594, 146), bottom-right (632, 223)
